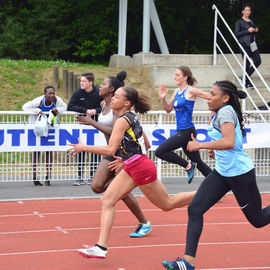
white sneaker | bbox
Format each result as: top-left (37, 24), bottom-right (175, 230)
top-left (78, 245), bottom-right (107, 259)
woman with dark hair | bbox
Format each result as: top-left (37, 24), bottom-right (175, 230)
top-left (77, 71), bottom-right (152, 238)
top-left (156, 66), bottom-right (211, 184)
top-left (162, 80), bottom-right (270, 270)
top-left (22, 86), bottom-right (67, 186)
top-left (235, 4), bottom-right (261, 88)
top-left (68, 86), bottom-right (196, 259)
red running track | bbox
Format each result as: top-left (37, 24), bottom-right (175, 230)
top-left (0, 194), bottom-right (270, 270)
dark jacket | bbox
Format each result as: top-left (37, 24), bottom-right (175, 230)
top-left (234, 18), bottom-right (256, 46)
top-left (67, 85), bottom-right (103, 121)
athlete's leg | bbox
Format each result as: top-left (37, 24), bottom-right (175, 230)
top-left (155, 132), bottom-right (189, 168)
top-left (228, 169), bottom-right (270, 228)
top-left (91, 159), bottom-right (115, 193)
top-left (184, 170), bottom-right (230, 265)
top-left (91, 159), bottom-right (148, 224)
top-left (183, 128), bottom-right (212, 177)
top-left (122, 193), bottom-right (148, 224)
top-left (139, 179), bottom-right (195, 211)
top-left (97, 170), bottom-right (137, 247)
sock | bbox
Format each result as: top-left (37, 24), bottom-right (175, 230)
top-left (95, 244), bottom-right (107, 251)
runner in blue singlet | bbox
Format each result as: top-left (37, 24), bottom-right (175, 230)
top-left (156, 66), bottom-right (211, 184)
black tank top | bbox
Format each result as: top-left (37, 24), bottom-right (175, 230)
top-left (116, 112), bottom-right (143, 160)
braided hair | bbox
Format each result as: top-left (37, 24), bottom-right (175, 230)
top-left (214, 80), bottom-right (247, 136)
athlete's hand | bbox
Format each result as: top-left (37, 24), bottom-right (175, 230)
top-left (76, 115), bottom-right (94, 126)
top-left (108, 156), bottom-right (125, 173)
top-left (159, 84), bottom-right (168, 99)
top-left (187, 133), bottom-right (201, 152)
top-left (67, 138), bottom-right (86, 157)
top-left (208, 150), bottom-right (215, 159)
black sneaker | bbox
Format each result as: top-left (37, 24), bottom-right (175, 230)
top-left (33, 177), bottom-right (43, 186)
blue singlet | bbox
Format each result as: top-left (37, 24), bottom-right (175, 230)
top-left (173, 85), bottom-right (195, 130)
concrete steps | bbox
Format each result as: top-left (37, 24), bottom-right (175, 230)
top-left (109, 53), bottom-right (270, 111)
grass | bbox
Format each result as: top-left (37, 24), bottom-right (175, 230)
top-left (0, 58), bottom-right (159, 111)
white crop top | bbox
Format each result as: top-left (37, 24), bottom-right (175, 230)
top-left (98, 103), bottom-right (114, 125)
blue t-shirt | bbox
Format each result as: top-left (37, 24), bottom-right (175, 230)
top-left (208, 105), bottom-right (254, 177)
top-left (173, 85), bottom-right (195, 130)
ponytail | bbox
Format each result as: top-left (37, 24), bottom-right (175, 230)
top-left (123, 86), bottom-right (151, 114)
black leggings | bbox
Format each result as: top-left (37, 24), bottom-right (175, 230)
top-left (240, 43), bottom-right (261, 83)
top-left (185, 169), bottom-right (270, 257)
top-left (155, 127), bottom-right (211, 177)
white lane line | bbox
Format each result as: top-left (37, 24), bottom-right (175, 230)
top-left (1, 240), bottom-right (270, 256)
top-left (0, 222), bottom-right (256, 235)
top-left (1, 205), bottom-right (267, 218)
top-left (17, 201), bottom-right (24, 204)
top-left (55, 226), bottom-right (68, 234)
top-left (33, 211), bottom-right (44, 218)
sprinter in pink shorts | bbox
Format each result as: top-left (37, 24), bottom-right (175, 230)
top-left (68, 86), bottom-right (196, 259)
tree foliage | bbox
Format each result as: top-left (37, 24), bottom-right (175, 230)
top-left (0, 0), bottom-right (269, 63)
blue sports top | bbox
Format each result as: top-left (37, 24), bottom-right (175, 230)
top-left (173, 85), bottom-right (195, 130)
top-left (208, 105), bottom-right (254, 177)
top-left (39, 97), bottom-right (56, 112)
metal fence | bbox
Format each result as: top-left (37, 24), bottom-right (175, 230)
top-left (0, 110), bottom-right (270, 182)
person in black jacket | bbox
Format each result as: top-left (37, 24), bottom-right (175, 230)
top-left (234, 4), bottom-right (261, 88)
top-left (68, 72), bottom-right (103, 186)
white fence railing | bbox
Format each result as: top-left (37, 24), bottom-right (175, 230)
top-left (0, 110), bottom-right (270, 182)
top-left (212, 4), bottom-right (270, 118)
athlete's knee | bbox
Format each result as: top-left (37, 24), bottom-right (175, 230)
top-left (159, 202), bottom-right (173, 212)
top-left (188, 201), bottom-right (201, 219)
top-left (100, 194), bottom-right (115, 208)
top-left (155, 147), bottom-right (165, 159)
top-left (91, 182), bottom-right (106, 194)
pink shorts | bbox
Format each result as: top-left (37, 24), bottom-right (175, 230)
top-left (123, 154), bottom-right (157, 186)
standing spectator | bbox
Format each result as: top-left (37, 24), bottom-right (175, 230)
top-left (22, 85), bottom-right (67, 186)
top-left (67, 72), bottom-right (103, 186)
top-left (235, 4), bottom-right (261, 88)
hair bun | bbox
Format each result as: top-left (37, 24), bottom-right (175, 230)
top-left (237, 90), bottom-right (247, 99)
top-left (116, 71), bottom-right (127, 82)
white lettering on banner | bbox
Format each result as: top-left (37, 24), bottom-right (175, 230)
top-left (0, 123), bottom-right (269, 152)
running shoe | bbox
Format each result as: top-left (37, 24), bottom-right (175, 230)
top-left (129, 221), bottom-right (152, 237)
top-left (162, 257), bottom-right (195, 270)
top-left (78, 245), bottom-right (107, 259)
top-left (186, 162), bottom-right (197, 184)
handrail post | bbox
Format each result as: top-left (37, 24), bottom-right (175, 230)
top-left (213, 5), bottom-right (218, 65)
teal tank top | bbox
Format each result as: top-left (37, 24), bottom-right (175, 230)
top-left (208, 105), bottom-right (254, 177)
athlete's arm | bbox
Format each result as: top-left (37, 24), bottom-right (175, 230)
top-left (159, 85), bottom-right (177, 113)
top-left (187, 122), bottom-right (235, 152)
top-left (67, 117), bottom-right (129, 156)
top-left (189, 87), bottom-right (209, 100)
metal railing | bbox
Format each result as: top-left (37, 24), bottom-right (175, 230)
top-left (212, 4), bottom-right (270, 120)
top-left (1, 110), bottom-right (270, 182)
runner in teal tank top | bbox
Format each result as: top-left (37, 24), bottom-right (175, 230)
top-left (162, 80), bottom-right (270, 270)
